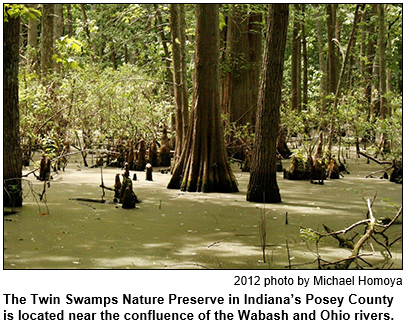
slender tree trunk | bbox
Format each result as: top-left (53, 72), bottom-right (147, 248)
top-left (80, 4), bottom-right (95, 63)
top-left (378, 4), bottom-right (388, 120)
top-left (247, 4), bottom-right (289, 203)
top-left (4, 12), bottom-right (23, 207)
top-left (397, 42), bottom-right (402, 94)
top-left (301, 4), bottom-right (308, 110)
top-left (168, 4), bottom-right (238, 193)
top-left (170, 4), bottom-right (184, 161)
top-left (291, 4), bottom-right (301, 112)
top-left (378, 4), bottom-right (388, 151)
top-left (370, 54), bottom-right (380, 123)
top-left (54, 4), bottom-right (64, 42)
top-left (360, 10), bottom-right (367, 80)
top-left (54, 4), bottom-right (64, 72)
top-left (154, 4), bottom-right (175, 143)
top-left (27, 4), bottom-right (39, 73)
top-left (327, 5), bottom-right (365, 155)
top-left (326, 4), bottom-right (338, 95)
top-left (179, 4), bottom-right (189, 143)
top-left (40, 4), bottom-right (54, 78)
top-left (247, 11), bottom-right (263, 128)
top-left (67, 4), bottom-right (73, 37)
top-left (154, 4), bottom-right (174, 97)
top-left (313, 4), bottom-right (327, 118)
top-left (27, 4), bottom-right (38, 48)
top-left (366, 5), bottom-right (377, 122)
top-left (91, 4), bottom-right (99, 56)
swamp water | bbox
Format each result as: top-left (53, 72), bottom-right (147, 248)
top-left (4, 157), bottom-right (402, 269)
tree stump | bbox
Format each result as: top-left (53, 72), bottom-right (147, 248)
top-left (145, 163), bottom-right (153, 181)
top-left (158, 127), bottom-right (171, 167)
top-left (39, 153), bottom-right (51, 181)
top-left (114, 174), bottom-right (121, 202)
top-left (136, 139), bottom-right (147, 171)
top-left (327, 158), bottom-right (340, 179)
top-left (149, 140), bottom-right (158, 167)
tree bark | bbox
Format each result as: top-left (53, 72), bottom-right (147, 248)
top-left (40, 4), bottom-right (54, 78)
top-left (301, 4), bottom-right (308, 110)
top-left (327, 5), bottom-right (365, 155)
top-left (170, 4), bottom-right (184, 162)
top-left (54, 4), bottom-right (64, 42)
top-left (378, 4), bottom-right (388, 120)
top-left (291, 4), bottom-right (301, 112)
top-left (27, 4), bottom-right (39, 73)
top-left (80, 4), bottom-right (95, 63)
top-left (326, 4), bottom-right (338, 95)
top-left (154, 4), bottom-right (174, 97)
top-left (4, 12), bottom-right (23, 207)
top-left (67, 4), bottom-right (73, 37)
top-left (247, 11), bottom-right (263, 128)
top-left (367, 5), bottom-right (378, 122)
top-left (247, 4), bottom-right (289, 203)
top-left (222, 5), bottom-right (262, 127)
top-left (170, 4), bottom-right (189, 163)
top-left (313, 4), bottom-right (327, 117)
top-left (179, 4), bottom-right (189, 144)
top-left (168, 4), bottom-right (238, 193)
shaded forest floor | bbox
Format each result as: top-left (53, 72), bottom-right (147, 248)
top-left (3, 155), bottom-right (402, 269)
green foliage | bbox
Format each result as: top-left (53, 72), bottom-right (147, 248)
top-left (53, 36), bottom-right (84, 70)
top-left (300, 228), bottom-right (321, 243)
top-left (15, 4), bottom-right (402, 167)
top-left (223, 118), bottom-right (255, 158)
top-left (4, 4), bottom-right (41, 22)
top-left (19, 62), bottom-right (173, 157)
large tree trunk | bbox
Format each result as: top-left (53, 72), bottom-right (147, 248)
top-left (222, 5), bottom-right (262, 127)
top-left (40, 4), bottom-right (54, 78)
top-left (4, 12), bottom-right (23, 207)
top-left (247, 4), bottom-right (289, 203)
top-left (168, 4), bottom-right (238, 193)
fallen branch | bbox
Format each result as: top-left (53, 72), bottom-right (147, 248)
top-left (21, 149), bottom-right (121, 178)
top-left (301, 199), bottom-right (401, 269)
top-left (358, 151), bottom-right (392, 165)
top-left (69, 198), bottom-right (116, 204)
top-left (341, 198), bottom-right (376, 269)
top-left (322, 225), bottom-right (354, 249)
top-left (365, 166), bottom-right (393, 178)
